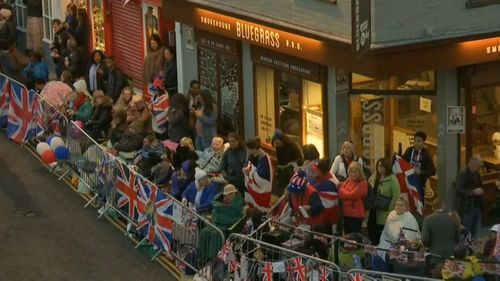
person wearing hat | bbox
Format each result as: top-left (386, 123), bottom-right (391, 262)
top-left (287, 170), bottom-right (325, 229)
top-left (311, 158), bottom-right (339, 234)
top-left (211, 184), bottom-right (244, 230)
top-left (182, 167), bottom-right (219, 214)
top-left (171, 159), bottom-right (197, 200)
top-left (68, 79), bottom-right (93, 122)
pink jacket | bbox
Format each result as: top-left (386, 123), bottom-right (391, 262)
top-left (339, 178), bottom-right (368, 218)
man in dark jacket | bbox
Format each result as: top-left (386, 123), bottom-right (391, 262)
top-left (456, 155), bottom-right (484, 237)
top-left (26, 0), bottom-right (43, 52)
top-left (104, 56), bottom-right (126, 102)
top-left (402, 131), bottom-right (436, 205)
top-left (421, 203), bottom-right (460, 276)
top-left (0, 6), bottom-right (15, 52)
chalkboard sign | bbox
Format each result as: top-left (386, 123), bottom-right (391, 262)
top-left (198, 46), bottom-right (218, 104)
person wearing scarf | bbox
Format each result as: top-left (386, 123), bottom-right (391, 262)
top-left (373, 197), bottom-right (420, 272)
top-left (311, 159), bottom-right (339, 234)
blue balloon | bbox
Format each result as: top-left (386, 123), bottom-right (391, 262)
top-left (54, 146), bottom-right (69, 160)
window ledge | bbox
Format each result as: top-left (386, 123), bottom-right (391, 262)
top-left (16, 27), bottom-right (27, 32)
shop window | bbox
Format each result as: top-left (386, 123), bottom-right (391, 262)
top-left (352, 71), bottom-right (436, 94)
top-left (255, 65), bottom-right (326, 157)
top-left (90, 0), bottom-right (105, 51)
top-left (42, 0), bottom-right (54, 42)
top-left (350, 94), bottom-right (437, 170)
top-left (15, 0), bottom-right (27, 31)
top-left (197, 42), bottom-right (242, 135)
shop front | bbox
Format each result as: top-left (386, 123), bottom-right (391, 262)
top-left (459, 60), bottom-right (500, 225)
top-left (195, 30), bottom-right (242, 135)
top-left (252, 47), bottom-right (327, 157)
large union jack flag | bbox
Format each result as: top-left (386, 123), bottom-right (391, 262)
top-left (287, 257), bottom-right (306, 281)
top-left (116, 160), bottom-right (138, 219)
top-left (393, 154), bottom-right (423, 215)
top-left (7, 80), bottom-right (38, 144)
top-left (136, 177), bottom-right (173, 253)
top-left (0, 75), bottom-right (10, 128)
top-left (151, 94), bottom-right (169, 134)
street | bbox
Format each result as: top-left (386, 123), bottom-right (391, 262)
top-left (0, 133), bottom-right (175, 281)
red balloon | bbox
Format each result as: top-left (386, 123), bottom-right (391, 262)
top-left (41, 150), bottom-right (56, 164)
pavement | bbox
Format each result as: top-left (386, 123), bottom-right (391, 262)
top-left (0, 133), bottom-right (175, 281)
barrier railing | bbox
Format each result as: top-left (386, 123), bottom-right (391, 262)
top-left (225, 233), bottom-right (343, 280)
top-left (345, 268), bottom-right (441, 281)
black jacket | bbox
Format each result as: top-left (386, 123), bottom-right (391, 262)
top-left (172, 146), bottom-right (198, 170)
top-left (456, 167), bottom-right (483, 212)
top-left (402, 146), bottom-right (435, 185)
top-left (115, 131), bottom-right (143, 152)
top-left (105, 68), bottom-right (126, 102)
top-left (66, 47), bottom-right (86, 78)
top-left (27, 0), bottom-right (42, 17)
top-left (85, 63), bottom-right (106, 92)
top-left (0, 17), bottom-right (15, 51)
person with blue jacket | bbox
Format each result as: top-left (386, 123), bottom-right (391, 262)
top-left (182, 167), bottom-right (219, 214)
top-left (193, 89), bottom-right (217, 151)
top-left (23, 50), bottom-right (49, 89)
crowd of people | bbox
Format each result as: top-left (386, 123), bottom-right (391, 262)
top-left (1, 1), bottom-right (499, 280)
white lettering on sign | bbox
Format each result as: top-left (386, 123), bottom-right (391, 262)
top-left (361, 99), bottom-right (383, 168)
top-left (486, 44), bottom-right (500, 54)
top-left (258, 55), bottom-right (312, 76)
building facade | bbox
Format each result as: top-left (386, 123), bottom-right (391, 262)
top-left (164, 0), bottom-right (500, 223)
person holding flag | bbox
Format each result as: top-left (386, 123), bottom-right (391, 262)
top-left (311, 158), bottom-right (339, 234)
top-left (287, 170), bottom-right (324, 229)
top-left (243, 137), bottom-right (273, 216)
top-left (402, 131), bottom-right (435, 209)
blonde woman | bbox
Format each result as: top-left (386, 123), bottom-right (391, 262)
top-left (113, 86), bottom-right (134, 113)
top-left (173, 137), bottom-right (199, 169)
top-left (339, 161), bottom-right (368, 234)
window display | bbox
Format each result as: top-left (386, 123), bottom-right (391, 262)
top-left (90, 0), bottom-right (105, 51)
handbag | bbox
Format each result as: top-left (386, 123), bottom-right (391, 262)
top-left (365, 177), bottom-right (392, 211)
top-left (374, 192), bottom-right (392, 211)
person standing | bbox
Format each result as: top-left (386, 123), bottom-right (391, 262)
top-left (421, 203), bottom-right (460, 277)
top-left (104, 56), bottom-right (126, 102)
top-left (187, 80), bottom-right (201, 109)
top-left (164, 46), bottom-right (178, 94)
top-left (167, 93), bottom-right (191, 143)
top-left (330, 140), bottom-right (367, 185)
top-left (142, 34), bottom-right (165, 86)
top-left (85, 50), bottom-right (106, 93)
top-left (26, 0), bottom-right (43, 52)
top-left (311, 158), bottom-right (339, 234)
top-left (456, 155), bottom-right (484, 238)
top-left (193, 89), bottom-right (217, 151)
top-left (338, 162), bottom-right (368, 234)
top-left (367, 158), bottom-right (401, 245)
top-left (219, 133), bottom-right (247, 194)
top-left (402, 131), bottom-right (436, 206)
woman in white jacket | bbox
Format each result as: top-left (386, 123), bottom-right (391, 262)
top-left (372, 197), bottom-right (420, 272)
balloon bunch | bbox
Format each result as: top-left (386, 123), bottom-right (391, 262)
top-left (36, 136), bottom-right (70, 164)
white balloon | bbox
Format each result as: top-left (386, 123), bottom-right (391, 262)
top-left (49, 137), bottom-right (65, 150)
top-left (36, 142), bottom-right (51, 155)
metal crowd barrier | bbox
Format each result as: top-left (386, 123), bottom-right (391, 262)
top-left (226, 233), bottom-right (343, 280)
top-left (345, 269), bottom-right (441, 281)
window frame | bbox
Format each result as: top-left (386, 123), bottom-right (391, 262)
top-left (42, 0), bottom-right (54, 43)
top-left (15, 0), bottom-right (27, 32)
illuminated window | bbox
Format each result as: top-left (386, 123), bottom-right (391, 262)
top-left (42, 0), bottom-right (54, 42)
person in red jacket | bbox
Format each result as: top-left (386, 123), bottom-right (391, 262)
top-left (288, 170), bottom-right (324, 229)
top-left (312, 159), bottom-right (339, 234)
top-left (339, 161), bottom-right (368, 234)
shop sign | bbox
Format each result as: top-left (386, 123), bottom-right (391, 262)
top-left (251, 47), bottom-right (321, 80)
top-left (194, 8), bottom-right (324, 59)
top-left (361, 98), bottom-right (384, 167)
top-left (486, 43), bottom-right (500, 55)
top-left (195, 30), bottom-right (239, 55)
top-left (447, 106), bottom-right (465, 134)
top-left (351, 0), bottom-right (371, 55)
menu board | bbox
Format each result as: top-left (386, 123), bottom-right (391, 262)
top-left (198, 46), bottom-right (218, 104)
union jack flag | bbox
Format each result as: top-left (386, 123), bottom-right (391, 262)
top-left (318, 267), bottom-right (330, 281)
top-left (7, 81), bottom-right (38, 144)
top-left (393, 155), bottom-right (423, 215)
top-left (349, 273), bottom-right (366, 281)
top-left (217, 240), bottom-right (233, 263)
top-left (228, 259), bottom-right (240, 272)
top-left (116, 160), bottom-right (138, 218)
top-left (136, 177), bottom-right (174, 253)
top-left (0, 75), bottom-right (10, 128)
top-left (287, 257), bottom-right (306, 281)
top-left (261, 262), bottom-right (273, 281)
top-left (32, 95), bottom-right (45, 137)
top-left (151, 94), bottom-right (169, 134)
